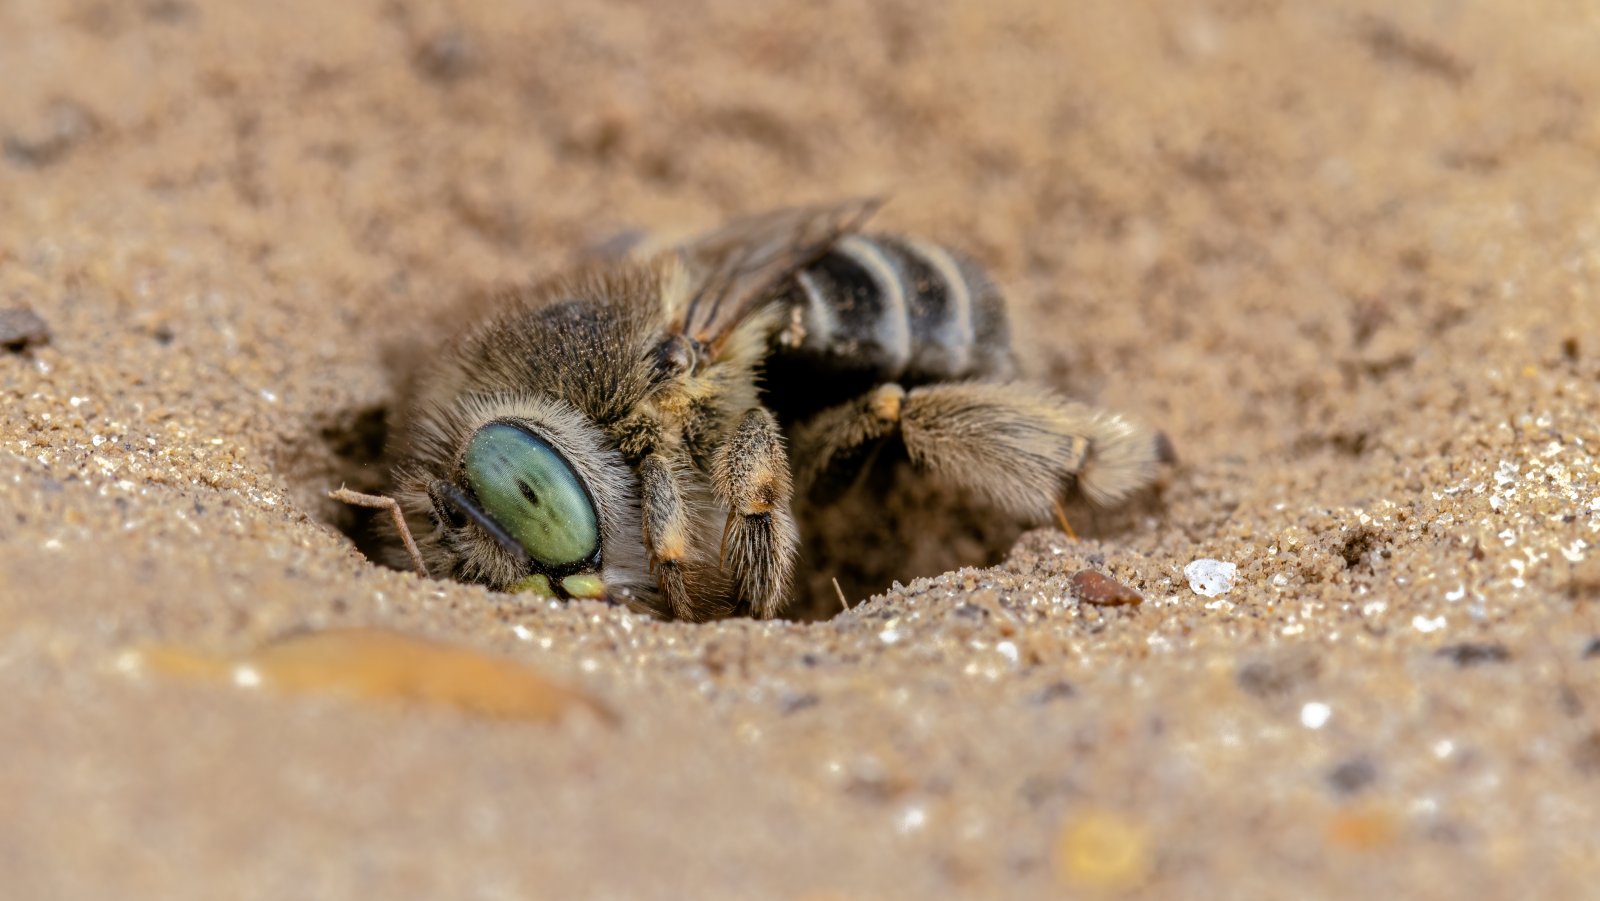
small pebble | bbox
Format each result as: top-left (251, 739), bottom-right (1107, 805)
top-left (4, 100), bottom-right (98, 167)
top-left (1070, 569), bottom-right (1143, 606)
top-left (1325, 757), bottom-right (1378, 795)
top-left (1184, 558), bottom-right (1237, 597)
top-left (779, 692), bottom-right (820, 715)
top-left (1568, 557), bottom-right (1600, 599)
top-left (1572, 731), bottom-right (1600, 775)
top-left (1435, 642), bottom-right (1510, 667)
top-left (1236, 651), bottom-right (1322, 699)
top-left (412, 28), bottom-right (480, 81)
top-left (0, 306), bottom-right (50, 351)
top-left (1029, 680), bottom-right (1077, 705)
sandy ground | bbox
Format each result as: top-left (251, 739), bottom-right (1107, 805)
top-left (4, 1), bottom-right (1600, 898)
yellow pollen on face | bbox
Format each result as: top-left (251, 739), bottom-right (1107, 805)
top-left (508, 574), bottom-right (554, 597)
top-left (561, 573), bottom-right (606, 599)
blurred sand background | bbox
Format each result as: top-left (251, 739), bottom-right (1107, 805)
top-left (3, 0), bottom-right (1600, 898)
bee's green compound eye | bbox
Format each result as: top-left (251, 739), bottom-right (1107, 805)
top-left (463, 423), bottom-right (598, 568)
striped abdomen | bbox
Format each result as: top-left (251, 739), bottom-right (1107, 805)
top-left (761, 234), bottom-right (1015, 418)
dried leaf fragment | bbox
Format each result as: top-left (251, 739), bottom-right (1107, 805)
top-left (129, 627), bottom-right (616, 724)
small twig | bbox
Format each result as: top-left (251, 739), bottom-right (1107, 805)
top-left (329, 486), bottom-right (429, 578)
top-left (1052, 499), bottom-right (1080, 541)
top-left (832, 576), bottom-right (851, 611)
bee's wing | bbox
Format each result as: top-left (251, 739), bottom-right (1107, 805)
top-left (672, 198), bottom-right (882, 348)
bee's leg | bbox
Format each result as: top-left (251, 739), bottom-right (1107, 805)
top-left (792, 381), bottom-right (1161, 521)
top-left (710, 408), bottom-right (799, 619)
top-left (638, 452), bottom-right (699, 621)
top-left (790, 384), bottom-right (908, 504)
top-left (903, 381), bottom-right (1162, 516)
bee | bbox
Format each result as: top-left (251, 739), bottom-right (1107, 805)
top-left (334, 199), bottom-right (1163, 621)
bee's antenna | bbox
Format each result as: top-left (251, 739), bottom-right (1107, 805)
top-left (328, 486), bottom-right (430, 578)
top-left (431, 479), bottom-right (531, 564)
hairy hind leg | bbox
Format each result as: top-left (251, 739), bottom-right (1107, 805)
top-left (790, 381), bottom-right (1161, 523)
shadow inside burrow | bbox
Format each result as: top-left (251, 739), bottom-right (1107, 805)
top-left (785, 450), bottom-right (1168, 621)
top-left (292, 401), bottom-right (402, 570)
top-left (278, 289), bottom-right (499, 576)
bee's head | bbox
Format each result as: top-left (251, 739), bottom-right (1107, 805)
top-left (398, 396), bottom-right (649, 609)
top-left (430, 420), bottom-right (604, 598)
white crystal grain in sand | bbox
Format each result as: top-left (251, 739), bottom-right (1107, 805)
top-left (1184, 559), bottom-right (1238, 598)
